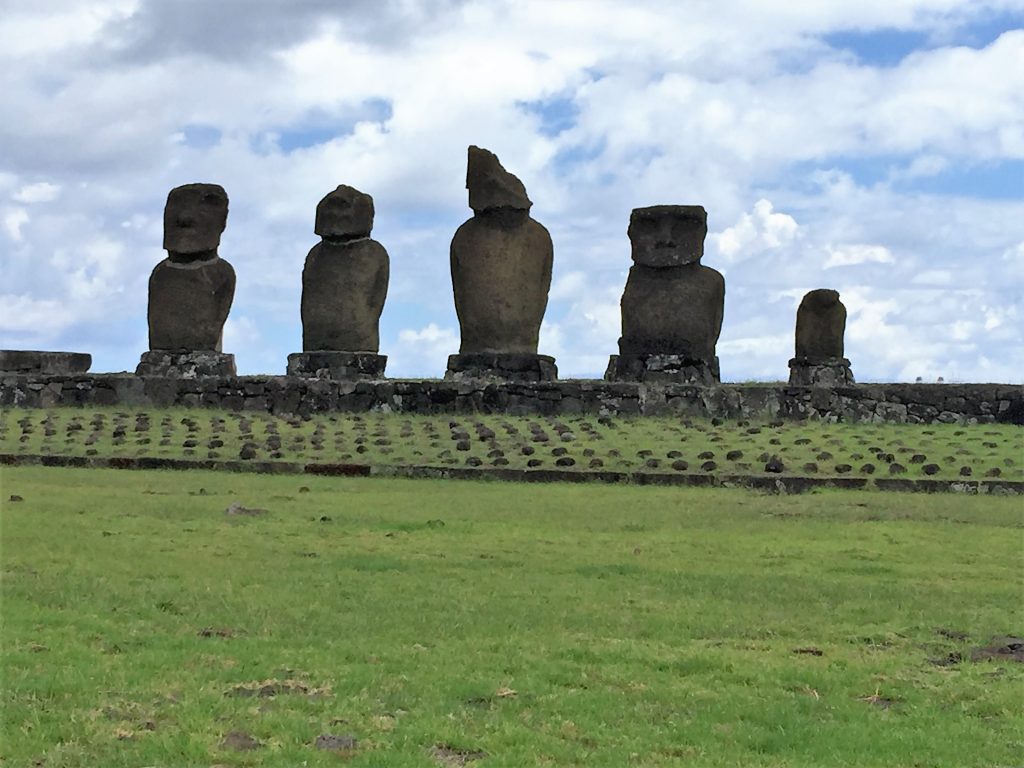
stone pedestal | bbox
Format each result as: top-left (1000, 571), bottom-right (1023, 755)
top-left (445, 353), bottom-right (557, 382)
top-left (0, 350), bottom-right (91, 375)
top-left (287, 351), bottom-right (387, 380)
top-left (605, 353), bottom-right (720, 385)
top-left (136, 350), bottom-right (236, 378)
top-left (788, 357), bottom-right (854, 386)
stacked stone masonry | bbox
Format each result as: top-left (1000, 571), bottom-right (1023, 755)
top-left (2, 373), bottom-right (1020, 425)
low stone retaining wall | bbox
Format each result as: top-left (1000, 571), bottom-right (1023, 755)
top-left (2, 373), bottom-right (1021, 424)
top-left (3, 453), bottom-right (1021, 494)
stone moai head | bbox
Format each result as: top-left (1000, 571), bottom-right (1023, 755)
top-left (795, 288), bottom-right (847, 361)
top-left (627, 205), bottom-right (708, 268)
top-left (315, 185), bottom-right (375, 240)
top-left (467, 145), bottom-right (532, 213)
top-left (163, 183), bottom-right (229, 256)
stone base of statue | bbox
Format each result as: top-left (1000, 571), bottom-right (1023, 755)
top-left (287, 351), bottom-right (387, 380)
top-left (788, 357), bottom-right (854, 386)
top-left (605, 353), bottom-right (720, 385)
top-left (0, 350), bottom-right (92, 375)
top-left (445, 353), bottom-right (557, 382)
top-left (136, 350), bottom-right (236, 378)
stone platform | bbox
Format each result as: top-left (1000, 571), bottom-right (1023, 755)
top-left (0, 350), bottom-right (91, 375)
top-left (788, 357), bottom-right (855, 386)
top-left (2, 373), bottom-right (1020, 425)
top-left (605, 354), bottom-right (720, 385)
top-left (136, 350), bottom-right (236, 378)
top-left (286, 351), bottom-right (386, 380)
top-left (445, 353), bottom-right (557, 382)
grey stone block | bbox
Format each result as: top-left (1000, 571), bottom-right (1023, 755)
top-left (0, 350), bottom-right (91, 375)
top-left (287, 351), bottom-right (387, 380)
top-left (136, 350), bottom-right (236, 378)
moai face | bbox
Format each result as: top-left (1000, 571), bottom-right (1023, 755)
top-left (628, 205), bottom-right (707, 268)
top-left (163, 183), bottom-right (228, 255)
top-left (315, 185), bottom-right (375, 240)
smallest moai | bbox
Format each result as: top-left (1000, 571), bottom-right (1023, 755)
top-left (287, 185), bottom-right (389, 379)
top-left (606, 205), bottom-right (725, 384)
top-left (788, 289), bottom-right (854, 386)
top-left (136, 183), bottom-right (236, 377)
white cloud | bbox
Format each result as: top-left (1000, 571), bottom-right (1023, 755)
top-left (0, 294), bottom-right (74, 338)
top-left (824, 244), bottom-right (895, 269)
top-left (391, 323), bottom-right (459, 377)
top-left (13, 182), bottom-right (61, 203)
top-left (710, 199), bottom-right (799, 262)
top-left (2, 208), bottom-right (29, 241)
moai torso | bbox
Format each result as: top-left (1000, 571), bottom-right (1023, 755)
top-left (617, 205), bottom-right (724, 360)
top-left (147, 184), bottom-right (234, 351)
top-left (794, 289), bottom-right (846, 362)
top-left (619, 263), bottom-right (725, 358)
top-left (300, 185), bottom-right (389, 352)
top-left (450, 147), bottom-right (553, 354)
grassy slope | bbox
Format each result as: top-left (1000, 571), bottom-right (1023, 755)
top-left (2, 407), bottom-right (1021, 482)
top-left (2, 466), bottom-right (1022, 767)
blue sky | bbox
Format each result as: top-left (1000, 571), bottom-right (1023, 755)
top-left (1, 0), bottom-right (1022, 383)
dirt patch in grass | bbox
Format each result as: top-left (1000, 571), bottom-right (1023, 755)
top-left (225, 678), bottom-right (329, 698)
top-left (431, 743), bottom-right (487, 766)
top-left (220, 730), bottom-right (262, 751)
top-left (969, 636), bottom-right (1024, 663)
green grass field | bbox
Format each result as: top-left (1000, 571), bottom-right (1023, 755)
top-left (2, 466), bottom-right (1022, 766)
top-left (2, 407), bottom-right (1021, 482)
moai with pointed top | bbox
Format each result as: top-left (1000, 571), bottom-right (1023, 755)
top-left (445, 146), bottom-right (557, 382)
top-left (287, 185), bottom-right (389, 379)
top-left (788, 289), bottom-right (854, 385)
top-left (136, 183), bottom-right (237, 377)
top-left (605, 205), bottom-right (725, 384)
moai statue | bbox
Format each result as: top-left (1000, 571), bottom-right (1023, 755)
top-left (788, 289), bottom-right (854, 385)
top-left (136, 183), bottom-right (236, 377)
top-left (286, 185), bottom-right (389, 379)
top-left (445, 146), bottom-right (557, 381)
top-left (605, 205), bottom-right (725, 384)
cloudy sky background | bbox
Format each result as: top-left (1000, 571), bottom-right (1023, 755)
top-left (2, 0), bottom-right (1022, 382)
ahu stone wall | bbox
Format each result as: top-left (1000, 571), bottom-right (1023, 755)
top-left (2, 373), bottom-right (1020, 425)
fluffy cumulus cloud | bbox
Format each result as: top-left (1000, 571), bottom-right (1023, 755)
top-left (1, 0), bottom-right (1021, 382)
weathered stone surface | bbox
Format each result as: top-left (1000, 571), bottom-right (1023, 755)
top-left (466, 145), bottom-right (530, 213)
top-left (618, 263), bottom-right (725, 360)
top-left (149, 183), bottom-right (235, 352)
top-left (606, 353), bottom-right (720, 385)
top-left (163, 183), bottom-right (228, 257)
top-left (788, 358), bottom-right (855, 386)
top-left (0, 350), bottom-right (91, 375)
top-left (301, 240), bottom-right (388, 352)
top-left (794, 289), bottom-right (847, 363)
top-left (451, 147), bottom-right (553, 357)
top-left (446, 353), bottom-right (557, 382)
top-left (628, 205), bottom-right (707, 267)
top-left (314, 185), bottom-right (374, 240)
top-left (148, 258), bottom-right (236, 350)
top-left (1, 373), bottom-right (1020, 425)
top-left (287, 351), bottom-right (386, 380)
top-left (135, 350), bottom-right (236, 378)
top-left (613, 204), bottom-right (724, 384)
